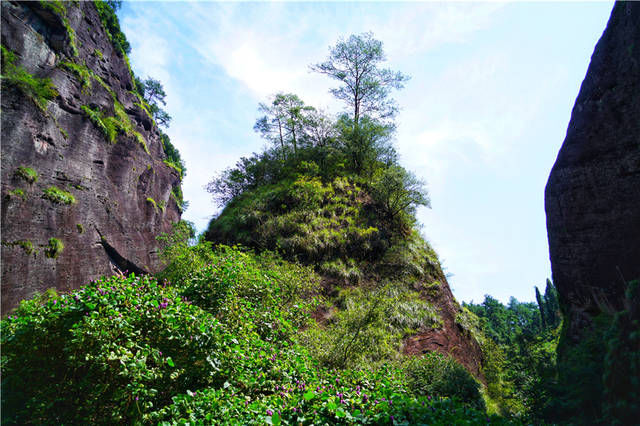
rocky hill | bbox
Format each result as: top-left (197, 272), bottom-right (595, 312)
top-left (206, 172), bottom-right (484, 378)
top-left (545, 2), bottom-right (640, 422)
top-left (1, 1), bottom-right (181, 313)
top-left (545, 1), bottom-right (640, 341)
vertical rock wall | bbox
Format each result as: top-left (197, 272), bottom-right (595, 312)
top-left (545, 2), bottom-right (640, 340)
top-left (1, 1), bottom-right (181, 313)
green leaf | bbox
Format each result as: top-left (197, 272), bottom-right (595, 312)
top-left (271, 412), bottom-right (281, 425)
top-left (166, 357), bottom-right (175, 367)
top-left (303, 390), bottom-right (315, 401)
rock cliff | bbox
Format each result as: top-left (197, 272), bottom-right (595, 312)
top-left (545, 1), bottom-right (640, 340)
top-left (1, 1), bottom-right (181, 313)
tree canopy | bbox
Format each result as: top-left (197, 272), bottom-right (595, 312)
top-left (311, 32), bottom-right (409, 126)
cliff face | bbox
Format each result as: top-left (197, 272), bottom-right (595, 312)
top-left (545, 2), bottom-right (640, 340)
top-left (1, 1), bottom-right (181, 313)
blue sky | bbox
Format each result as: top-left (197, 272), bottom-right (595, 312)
top-left (120, 1), bottom-right (613, 304)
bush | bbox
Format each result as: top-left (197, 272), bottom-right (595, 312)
top-left (405, 352), bottom-right (484, 409)
top-left (1, 274), bottom-right (229, 424)
top-left (44, 237), bottom-right (64, 258)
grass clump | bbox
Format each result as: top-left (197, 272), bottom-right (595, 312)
top-left (42, 186), bottom-right (76, 205)
top-left (303, 283), bottom-right (441, 369)
top-left (44, 238), bottom-right (64, 258)
top-left (2, 240), bottom-right (34, 255)
top-left (14, 166), bottom-right (38, 184)
top-left (146, 197), bottom-right (158, 211)
top-left (8, 189), bottom-right (26, 200)
top-left (405, 352), bottom-right (484, 409)
top-left (1, 45), bottom-right (58, 111)
top-left (60, 60), bottom-right (92, 93)
top-left (163, 159), bottom-right (183, 178)
top-left (93, 48), bottom-right (103, 59)
top-left (81, 104), bottom-right (149, 153)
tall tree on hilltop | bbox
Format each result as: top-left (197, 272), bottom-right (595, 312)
top-left (311, 32), bottom-right (409, 127)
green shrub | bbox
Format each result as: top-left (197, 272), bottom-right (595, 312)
top-left (93, 48), bottom-right (104, 59)
top-left (44, 237), bottom-right (64, 258)
top-left (150, 362), bottom-right (506, 426)
top-left (405, 352), bottom-right (484, 409)
top-left (14, 166), bottom-right (38, 184)
top-left (94, 0), bottom-right (131, 56)
top-left (42, 186), bottom-right (75, 204)
top-left (1, 274), bottom-right (229, 424)
top-left (76, 223), bottom-right (84, 233)
top-left (1, 45), bottom-right (58, 111)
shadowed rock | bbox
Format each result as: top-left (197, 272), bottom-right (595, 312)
top-left (545, 1), bottom-right (640, 340)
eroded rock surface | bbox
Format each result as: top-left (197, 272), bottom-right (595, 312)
top-left (403, 270), bottom-right (484, 380)
top-left (1, 1), bottom-right (181, 313)
top-left (545, 2), bottom-right (640, 340)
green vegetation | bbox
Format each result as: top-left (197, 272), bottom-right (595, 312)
top-left (44, 238), bottom-right (64, 259)
top-left (1, 244), bottom-right (510, 424)
top-left (462, 283), bottom-right (563, 420)
top-left (146, 197), bottom-right (158, 211)
top-left (60, 60), bottom-right (93, 93)
top-left (93, 48), bottom-right (104, 59)
top-left (39, 1), bottom-right (78, 56)
top-left (1, 45), bottom-right (58, 111)
top-left (14, 166), bottom-right (38, 184)
top-left (405, 352), bottom-right (484, 409)
top-left (2, 240), bottom-right (34, 255)
top-left (93, 0), bottom-right (130, 56)
top-left (302, 283), bottom-right (441, 369)
top-left (81, 104), bottom-right (148, 153)
top-left (8, 188), bottom-right (27, 200)
top-left (42, 186), bottom-right (76, 205)
top-left (541, 280), bottom-right (640, 425)
top-left (76, 223), bottom-right (84, 233)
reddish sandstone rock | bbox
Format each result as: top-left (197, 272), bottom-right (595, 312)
top-left (1, 1), bottom-right (181, 313)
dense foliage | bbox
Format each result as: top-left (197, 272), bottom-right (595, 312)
top-left (1, 243), bottom-right (509, 425)
top-left (540, 280), bottom-right (640, 425)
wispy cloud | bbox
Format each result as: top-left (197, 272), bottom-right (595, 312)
top-left (120, 1), bottom-right (612, 303)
